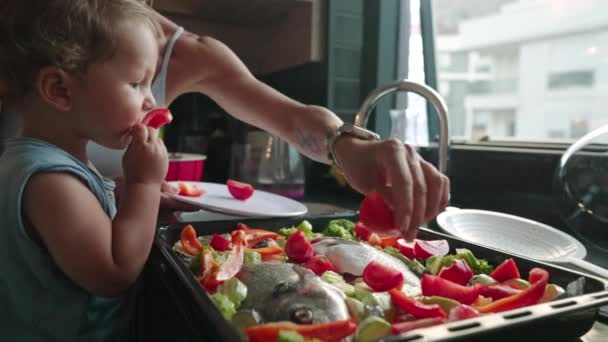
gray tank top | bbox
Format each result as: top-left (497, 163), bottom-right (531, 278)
top-left (86, 26), bottom-right (185, 177)
top-left (0, 138), bottom-right (126, 341)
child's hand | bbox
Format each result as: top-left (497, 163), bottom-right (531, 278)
top-left (122, 124), bottom-right (168, 185)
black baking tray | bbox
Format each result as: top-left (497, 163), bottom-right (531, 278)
top-left (145, 214), bottom-right (608, 341)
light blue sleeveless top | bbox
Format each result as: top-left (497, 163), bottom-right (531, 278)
top-left (87, 27), bottom-right (185, 177)
top-left (0, 138), bottom-right (127, 341)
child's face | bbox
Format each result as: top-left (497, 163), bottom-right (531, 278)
top-left (70, 20), bottom-right (160, 149)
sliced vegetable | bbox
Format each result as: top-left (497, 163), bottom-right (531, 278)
top-left (438, 259), bottom-right (474, 285)
top-left (304, 255), bottom-right (336, 276)
top-left (227, 179), bottom-right (255, 200)
top-left (447, 304), bottom-right (479, 321)
top-left (178, 182), bottom-right (205, 197)
top-left (245, 240), bottom-right (284, 261)
top-left (454, 249), bottom-right (494, 275)
top-left (321, 271), bottom-right (356, 297)
top-left (362, 261), bottom-right (404, 292)
top-left (198, 249), bottom-right (222, 292)
top-left (245, 319), bottom-right (357, 342)
top-left (419, 296), bottom-right (460, 313)
top-left (211, 292), bottom-right (236, 319)
top-left (142, 108), bottom-right (172, 128)
top-left (396, 239), bottom-right (416, 259)
top-left (217, 277), bottom-right (248, 307)
top-left (355, 316), bottom-right (391, 342)
top-left (216, 230), bottom-right (246, 281)
top-left (180, 224), bottom-right (202, 256)
top-left (478, 283), bottom-right (521, 300)
top-left (355, 221), bottom-right (373, 241)
top-left (421, 274), bottom-right (481, 305)
top-left (468, 274), bottom-right (497, 286)
top-left (359, 192), bottom-right (395, 231)
top-left (502, 278), bottom-right (531, 290)
top-left (285, 231), bottom-right (314, 263)
top-left (539, 284), bottom-right (566, 303)
top-left (390, 317), bottom-right (445, 335)
top-left (237, 223), bottom-right (282, 247)
top-left (490, 258), bottom-right (521, 282)
top-left (210, 233), bottom-right (232, 251)
top-left (476, 268), bottom-right (549, 313)
top-left (388, 289), bottom-right (447, 319)
top-left (414, 239), bottom-right (449, 260)
top-left (277, 330), bottom-right (305, 342)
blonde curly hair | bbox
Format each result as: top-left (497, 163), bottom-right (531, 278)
top-left (0, 0), bottom-right (162, 105)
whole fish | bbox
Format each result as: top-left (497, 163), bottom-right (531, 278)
top-left (236, 262), bottom-right (350, 324)
top-left (312, 237), bottom-right (421, 296)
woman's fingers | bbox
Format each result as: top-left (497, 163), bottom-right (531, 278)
top-left (402, 144), bottom-right (427, 240)
top-left (374, 139), bottom-right (416, 238)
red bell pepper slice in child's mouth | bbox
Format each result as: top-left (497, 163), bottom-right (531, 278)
top-left (142, 108), bottom-right (173, 129)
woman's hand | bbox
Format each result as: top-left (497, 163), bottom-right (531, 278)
top-left (334, 136), bottom-right (450, 240)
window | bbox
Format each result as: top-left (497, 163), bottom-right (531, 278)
top-left (430, 0), bottom-right (608, 142)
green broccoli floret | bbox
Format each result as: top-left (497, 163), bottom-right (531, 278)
top-left (321, 219), bottom-right (356, 240)
top-left (278, 220), bottom-right (320, 239)
top-left (425, 249), bottom-right (493, 275)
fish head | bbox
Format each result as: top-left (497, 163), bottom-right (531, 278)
top-left (236, 263), bottom-right (350, 324)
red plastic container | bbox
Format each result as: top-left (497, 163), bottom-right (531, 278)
top-left (165, 153), bottom-right (206, 181)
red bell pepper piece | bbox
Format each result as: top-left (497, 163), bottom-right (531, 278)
top-left (355, 221), bottom-right (373, 241)
top-left (476, 268), bottom-right (549, 313)
top-left (227, 179), bottom-right (255, 200)
top-left (180, 224), bottom-right (202, 256)
top-left (216, 230), bottom-right (246, 281)
top-left (359, 192), bottom-right (396, 231)
top-left (142, 108), bottom-right (173, 129)
top-left (438, 259), bottom-right (474, 285)
top-left (285, 231), bottom-right (315, 263)
top-left (245, 240), bottom-right (284, 261)
top-left (210, 234), bottom-right (231, 251)
top-left (198, 249), bottom-right (222, 292)
top-left (421, 274), bottom-right (481, 305)
top-left (447, 304), bottom-right (480, 321)
top-left (304, 255), bottom-right (336, 276)
top-left (388, 288), bottom-right (447, 319)
top-left (391, 317), bottom-right (445, 335)
top-left (237, 223), bottom-right (282, 247)
top-left (178, 182), bottom-right (205, 197)
top-left (380, 235), bottom-right (401, 248)
top-left (478, 284), bottom-right (522, 300)
top-left (414, 239), bottom-right (449, 260)
top-left (363, 261), bottom-right (405, 292)
top-left (490, 258), bottom-right (521, 282)
top-left (245, 319), bottom-right (357, 342)
top-left (396, 238), bottom-right (416, 259)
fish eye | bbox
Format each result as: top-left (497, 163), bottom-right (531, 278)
top-left (252, 239), bottom-right (271, 248)
top-left (290, 307), bottom-right (313, 324)
top-left (272, 282), bottom-right (292, 298)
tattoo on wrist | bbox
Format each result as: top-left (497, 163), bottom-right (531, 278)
top-left (295, 128), bottom-right (327, 157)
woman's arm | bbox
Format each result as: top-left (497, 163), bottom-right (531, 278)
top-left (154, 13), bottom-right (450, 238)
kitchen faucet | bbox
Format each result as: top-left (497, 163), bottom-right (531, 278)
top-left (354, 79), bottom-right (450, 174)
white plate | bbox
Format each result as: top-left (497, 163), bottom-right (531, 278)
top-left (436, 208), bottom-right (608, 279)
top-left (168, 181), bottom-right (308, 218)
